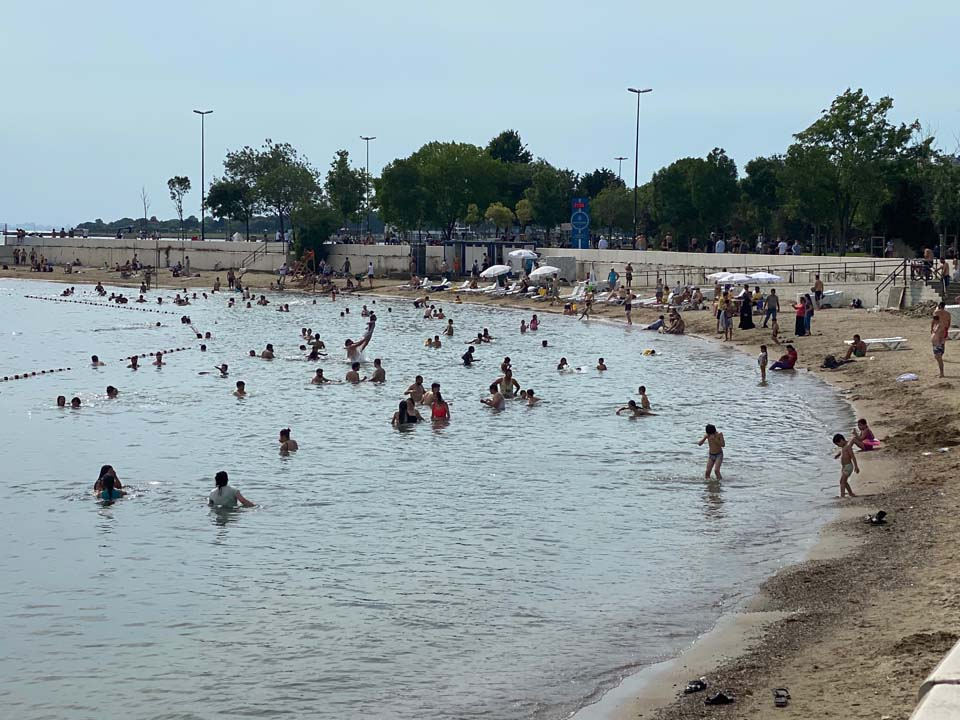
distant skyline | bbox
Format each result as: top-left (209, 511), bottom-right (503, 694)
top-left (3, 0), bottom-right (958, 228)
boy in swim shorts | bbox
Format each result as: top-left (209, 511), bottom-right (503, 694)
top-left (832, 433), bottom-right (859, 498)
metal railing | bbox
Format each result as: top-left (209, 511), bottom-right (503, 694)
top-left (874, 260), bottom-right (908, 305)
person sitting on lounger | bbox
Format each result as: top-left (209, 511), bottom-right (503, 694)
top-left (770, 344), bottom-right (798, 370)
top-left (844, 334), bottom-right (868, 360)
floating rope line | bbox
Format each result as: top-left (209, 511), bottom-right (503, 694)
top-left (117, 346), bottom-right (193, 362)
top-left (0, 367), bottom-right (72, 382)
top-left (23, 296), bottom-right (179, 315)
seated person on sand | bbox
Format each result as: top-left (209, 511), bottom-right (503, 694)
top-left (852, 418), bottom-right (880, 450)
top-left (844, 334), bottom-right (868, 360)
top-left (660, 310), bottom-right (685, 335)
top-left (644, 315), bottom-right (665, 331)
top-left (770, 344), bottom-right (798, 371)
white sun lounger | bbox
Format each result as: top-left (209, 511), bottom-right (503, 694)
top-left (947, 328), bottom-right (960, 341)
top-left (463, 283), bottom-right (496, 294)
top-left (845, 337), bottom-right (909, 351)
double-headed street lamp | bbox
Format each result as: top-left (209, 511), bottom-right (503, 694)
top-left (626, 88), bottom-right (652, 246)
top-left (614, 156), bottom-right (628, 181)
top-left (360, 135), bottom-right (376, 239)
top-left (193, 109), bottom-right (213, 241)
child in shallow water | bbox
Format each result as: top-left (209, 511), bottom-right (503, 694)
top-left (697, 424), bottom-right (725, 480)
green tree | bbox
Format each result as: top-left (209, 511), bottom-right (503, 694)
top-left (577, 167), bottom-right (624, 198)
top-left (484, 202), bottom-right (514, 235)
top-left (166, 176), bottom-right (191, 240)
top-left (206, 177), bottom-right (257, 240)
top-left (934, 159), bottom-right (960, 246)
top-left (293, 200), bottom-right (340, 261)
top-left (791, 88), bottom-right (920, 252)
top-left (524, 161), bottom-right (576, 242)
top-left (651, 149), bottom-right (737, 242)
top-left (781, 145), bottom-right (837, 251)
top-left (223, 139), bottom-right (319, 237)
top-left (375, 158), bottom-right (426, 235)
top-left (738, 156), bottom-right (783, 238)
top-left (486, 129), bottom-right (532, 164)
top-left (408, 141), bottom-right (502, 241)
top-left (324, 149), bottom-right (365, 231)
top-left (592, 185), bottom-right (633, 237)
top-left (515, 198), bottom-right (534, 236)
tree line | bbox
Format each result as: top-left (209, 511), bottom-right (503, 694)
top-left (79, 88), bottom-right (960, 257)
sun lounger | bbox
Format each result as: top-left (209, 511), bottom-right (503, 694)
top-left (947, 328), bottom-right (960, 341)
top-left (845, 337), bottom-right (909, 351)
top-left (463, 283), bottom-right (496, 294)
top-left (429, 280), bottom-right (451, 292)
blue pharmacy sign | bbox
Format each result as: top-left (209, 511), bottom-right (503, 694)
top-left (570, 197), bottom-right (590, 249)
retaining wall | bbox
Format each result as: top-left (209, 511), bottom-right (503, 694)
top-left (6, 237), bottom-right (287, 272)
top-left (911, 640), bottom-right (960, 719)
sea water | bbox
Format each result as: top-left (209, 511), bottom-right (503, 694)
top-left (0, 279), bottom-right (851, 719)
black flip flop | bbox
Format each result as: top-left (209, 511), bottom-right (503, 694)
top-left (774, 687), bottom-right (791, 707)
top-left (683, 678), bottom-right (708, 694)
top-left (704, 691), bottom-right (735, 705)
top-left (869, 511), bottom-right (887, 525)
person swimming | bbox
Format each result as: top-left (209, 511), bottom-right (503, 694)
top-left (208, 471), bottom-right (255, 508)
top-left (106, 385), bottom-right (119, 398)
top-left (311, 368), bottom-right (330, 384)
top-left (462, 346), bottom-right (477, 366)
top-left (261, 344), bottom-right (275, 359)
top-left (279, 428), bottom-right (299, 454)
top-left (216, 364), bottom-right (229, 377)
top-left (392, 398), bottom-right (423, 425)
top-left (370, 359), bottom-right (386, 383)
top-left (153, 351), bottom-right (164, 367)
top-left (234, 381), bottom-right (247, 397)
top-left (128, 356), bottom-right (139, 370)
top-left (405, 376), bottom-right (426, 403)
top-left (616, 400), bottom-right (656, 417)
top-left (96, 472), bottom-right (126, 503)
top-left (345, 362), bottom-right (365, 383)
top-left (557, 357), bottom-right (569, 371)
top-left (481, 382), bottom-right (506, 410)
top-left (91, 355), bottom-right (104, 367)
top-left (94, 465), bottom-right (124, 493)
top-left (597, 358), bottom-right (607, 371)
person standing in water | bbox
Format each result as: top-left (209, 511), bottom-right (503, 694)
top-left (208, 471), bottom-right (255, 508)
top-left (279, 428), bottom-right (299, 454)
top-left (405, 376), bottom-right (426, 403)
top-left (430, 390), bottom-right (451, 421)
top-left (697, 424), bottom-right (725, 480)
top-left (758, 345), bottom-right (768, 384)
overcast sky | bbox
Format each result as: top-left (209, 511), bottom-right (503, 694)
top-left (3, 0), bottom-right (958, 227)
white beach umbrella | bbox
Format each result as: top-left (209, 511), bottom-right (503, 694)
top-left (480, 264), bottom-right (512, 278)
top-left (529, 265), bottom-right (560, 279)
top-left (508, 249), bottom-right (539, 260)
top-left (749, 271), bottom-right (783, 283)
top-left (723, 272), bottom-right (753, 284)
top-left (707, 271), bottom-right (732, 281)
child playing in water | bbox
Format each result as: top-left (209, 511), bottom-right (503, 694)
top-left (697, 424), bottom-right (725, 479)
top-left (758, 345), bottom-right (768, 383)
top-left (832, 433), bottom-right (859, 497)
top-left (616, 400), bottom-right (655, 417)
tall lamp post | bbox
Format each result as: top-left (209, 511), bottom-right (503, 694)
top-left (360, 135), bottom-right (376, 240)
top-left (626, 88), bottom-right (652, 247)
top-left (614, 156), bottom-right (628, 181)
top-left (193, 109), bottom-right (213, 241)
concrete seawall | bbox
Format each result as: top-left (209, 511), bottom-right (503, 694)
top-left (911, 640), bottom-right (960, 719)
top-left (5, 236), bottom-right (287, 272)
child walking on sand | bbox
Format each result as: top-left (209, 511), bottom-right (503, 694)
top-left (698, 424), bottom-right (725, 479)
top-left (832, 433), bottom-right (859, 498)
top-left (758, 344), bottom-right (768, 384)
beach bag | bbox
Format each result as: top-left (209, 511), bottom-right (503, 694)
top-left (822, 355), bottom-right (839, 369)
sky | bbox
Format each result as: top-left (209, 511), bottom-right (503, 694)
top-left (3, 0), bottom-right (958, 228)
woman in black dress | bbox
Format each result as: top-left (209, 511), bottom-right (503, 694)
top-left (739, 291), bottom-right (755, 330)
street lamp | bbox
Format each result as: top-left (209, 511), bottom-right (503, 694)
top-left (360, 135), bottom-right (376, 240)
top-left (627, 88), bottom-right (652, 247)
top-left (614, 156), bottom-right (628, 181)
top-left (193, 110), bottom-right (213, 241)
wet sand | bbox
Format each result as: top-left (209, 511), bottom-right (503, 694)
top-left (6, 266), bottom-right (959, 719)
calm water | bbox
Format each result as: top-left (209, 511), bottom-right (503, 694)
top-left (0, 279), bottom-right (850, 720)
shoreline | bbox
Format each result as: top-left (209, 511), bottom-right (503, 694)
top-left (4, 269), bottom-right (959, 719)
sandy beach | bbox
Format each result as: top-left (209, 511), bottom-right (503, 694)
top-left (5, 265), bottom-right (959, 719)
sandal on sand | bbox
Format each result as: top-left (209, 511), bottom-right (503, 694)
top-left (704, 691), bottom-right (735, 705)
top-left (683, 678), bottom-right (708, 694)
top-left (774, 688), bottom-right (791, 707)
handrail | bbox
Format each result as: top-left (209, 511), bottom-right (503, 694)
top-left (875, 259), bottom-right (908, 305)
